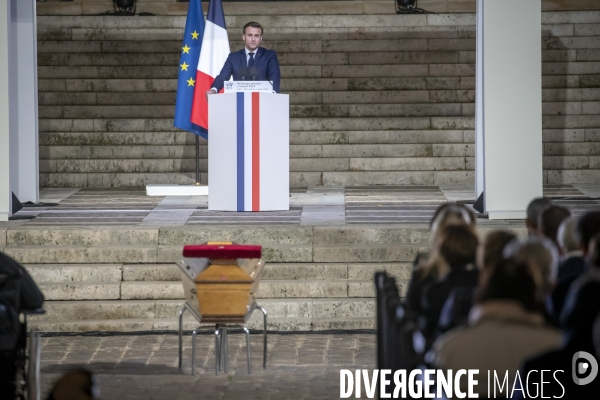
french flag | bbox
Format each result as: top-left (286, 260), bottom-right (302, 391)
top-left (190, 0), bottom-right (230, 134)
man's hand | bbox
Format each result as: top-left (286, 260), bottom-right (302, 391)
top-left (205, 88), bottom-right (217, 100)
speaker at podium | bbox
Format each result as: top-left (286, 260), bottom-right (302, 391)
top-left (208, 84), bottom-right (289, 212)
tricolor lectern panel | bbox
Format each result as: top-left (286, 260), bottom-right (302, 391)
top-left (208, 92), bottom-right (290, 211)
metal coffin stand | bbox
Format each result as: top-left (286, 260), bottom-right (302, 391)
top-left (177, 301), bottom-right (267, 375)
top-left (176, 244), bottom-right (267, 375)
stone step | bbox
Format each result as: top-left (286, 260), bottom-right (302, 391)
top-left (36, 26), bottom-right (478, 42)
top-left (25, 264), bottom-right (122, 282)
top-left (36, 1), bottom-right (389, 18)
top-left (37, 129), bottom-right (471, 146)
top-left (38, 103), bottom-right (468, 119)
top-left (40, 39), bottom-right (477, 54)
top-left (25, 262), bottom-right (416, 285)
top-left (37, 90), bottom-right (479, 107)
top-left (6, 227), bottom-right (159, 246)
top-left (38, 170), bottom-right (475, 187)
top-left (38, 156), bottom-right (473, 174)
top-left (30, 298), bottom-right (377, 322)
top-left (37, 66), bottom-right (323, 79)
top-left (39, 144), bottom-right (455, 160)
top-left (37, 116), bottom-right (473, 133)
top-left (36, 76), bottom-right (585, 95)
top-left (29, 315), bottom-right (374, 332)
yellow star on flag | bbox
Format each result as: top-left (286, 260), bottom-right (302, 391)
top-left (180, 62), bottom-right (189, 71)
top-left (191, 30), bottom-right (199, 40)
top-left (187, 77), bottom-right (195, 87)
top-left (182, 44), bottom-right (190, 54)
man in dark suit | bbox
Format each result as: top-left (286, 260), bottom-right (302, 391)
top-left (206, 21), bottom-right (281, 95)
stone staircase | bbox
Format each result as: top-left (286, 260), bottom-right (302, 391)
top-left (37, 7), bottom-right (600, 187)
top-left (2, 225), bottom-right (435, 331)
top-left (1, 221), bottom-right (526, 332)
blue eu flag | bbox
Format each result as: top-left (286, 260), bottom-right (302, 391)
top-left (174, 0), bottom-right (206, 138)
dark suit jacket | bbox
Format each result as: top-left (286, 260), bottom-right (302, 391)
top-left (211, 47), bottom-right (281, 93)
top-left (550, 256), bottom-right (587, 321)
top-left (420, 264), bottom-right (479, 341)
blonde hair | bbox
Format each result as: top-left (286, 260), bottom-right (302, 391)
top-left (419, 223), bottom-right (478, 280)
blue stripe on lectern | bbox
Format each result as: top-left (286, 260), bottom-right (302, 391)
top-left (236, 92), bottom-right (245, 212)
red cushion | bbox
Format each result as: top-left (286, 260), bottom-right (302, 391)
top-left (183, 244), bottom-right (262, 259)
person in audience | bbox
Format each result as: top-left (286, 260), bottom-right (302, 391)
top-left (404, 204), bottom-right (475, 312)
top-left (431, 257), bottom-right (560, 397)
top-left (477, 230), bottom-right (517, 272)
top-left (550, 217), bottom-right (587, 320)
top-left (556, 217), bottom-right (585, 280)
top-left (436, 230), bottom-right (518, 336)
top-left (537, 205), bottom-right (571, 248)
top-left (504, 236), bottom-right (559, 297)
top-left (419, 224), bottom-right (479, 341)
top-left (552, 211), bottom-right (600, 319)
top-left (525, 197), bottom-right (552, 236)
top-left (518, 235), bottom-right (600, 399)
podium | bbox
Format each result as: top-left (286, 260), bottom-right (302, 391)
top-left (208, 91), bottom-right (289, 211)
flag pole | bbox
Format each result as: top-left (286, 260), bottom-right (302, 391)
top-left (195, 135), bottom-right (200, 185)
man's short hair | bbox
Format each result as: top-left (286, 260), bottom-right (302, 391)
top-left (243, 21), bottom-right (263, 35)
top-left (526, 197), bottom-right (552, 230)
top-left (538, 205), bottom-right (571, 243)
top-left (578, 211), bottom-right (600, 254)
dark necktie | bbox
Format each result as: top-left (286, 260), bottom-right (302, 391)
top-left (248, 52), bottom-right (255, 68)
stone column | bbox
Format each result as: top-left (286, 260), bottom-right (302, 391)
top-left (476, 0), bottom-right (543, 219)
top-left (0, 0), bottom-right (39, 221)
top-left (0, 0), bottom-right (10, 221)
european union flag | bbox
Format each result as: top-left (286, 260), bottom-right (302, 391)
top-left (174, 0), bottom-right (206, 138)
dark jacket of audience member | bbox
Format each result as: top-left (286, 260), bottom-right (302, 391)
top-left (436, 230), bottom-right (518, 336)
top-left (405, 204), bottom-right (476, 313)
top-left (552, 212), bottom-right (600, 320)
top-left (432, 258), bottom-right (560, 398)
top-left (417, 225), bottom-right (479, 341)
top-left (519, 270), bottom-right (600, 399)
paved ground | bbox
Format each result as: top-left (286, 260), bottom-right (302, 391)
top-left (10, 184), bottom-right (600, 227)
top-left (40, 333), bottom-right (376, 400)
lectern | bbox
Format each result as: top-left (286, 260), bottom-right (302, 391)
top-left (208, 92), bottom-right (289, 211)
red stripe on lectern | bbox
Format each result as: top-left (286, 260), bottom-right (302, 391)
top-left (252, 92), bottom-right (260, 212)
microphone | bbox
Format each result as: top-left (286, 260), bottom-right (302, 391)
top-left (248, 67), bottom-right (259, 81)
top-left (239, 67), bottom-right (248, 81)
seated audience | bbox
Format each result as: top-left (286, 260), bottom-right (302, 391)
top-left (419, 224), bottom-right (479, 341)
top-left (525, 197), bottom-right (552, 236)
top-left (537, 205), bottom-right (571, 248)
top-left (405, 203), bottom-right (475, 312)
top-left (431, 257), bottom-right (560, 397)
top-left (503, 236), bottom-right (559, 297)
top-left (552, 211), bottom-right (600, 319)
top-left (437, 230), bottom-right (517, 335)
top-left (518, 234), bottom-right (600, 399)
top-left (478, 230), bottom-right (518, 272)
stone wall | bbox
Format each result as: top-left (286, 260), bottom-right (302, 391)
top-left (36, 0), bottom-right (600, 17)
top-left (37, 10), bottom-right (600, 186)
